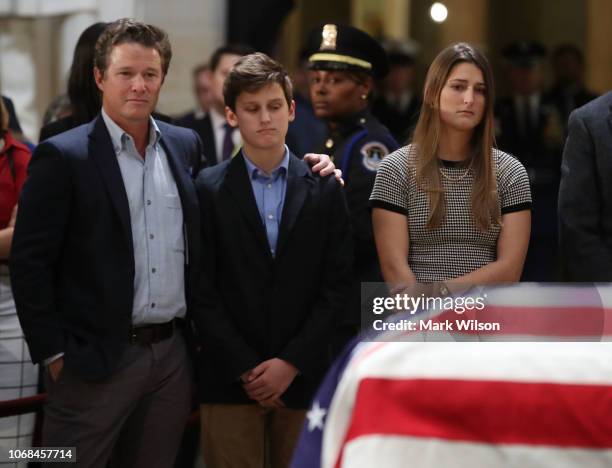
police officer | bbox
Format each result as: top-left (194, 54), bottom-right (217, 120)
top-left (306, 24), bottom-right (399, 351)
top-left (495, 41), bottom-right (560, 281)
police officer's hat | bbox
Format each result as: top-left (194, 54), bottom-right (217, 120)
top-left (306, 24), bottom-right (389, 79)
top-left (502, 41), bottom-right (547, 68)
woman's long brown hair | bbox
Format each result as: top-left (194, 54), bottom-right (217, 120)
top-left (411, 42), bottom-right (499, 231)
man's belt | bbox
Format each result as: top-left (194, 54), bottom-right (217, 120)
top-left (130, 319), bottom-right (183, 345)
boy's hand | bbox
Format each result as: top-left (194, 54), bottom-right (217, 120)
top-left (303, 153), bottom-right (344, 186)
top-left (242, 358), bottom-right (298, 402)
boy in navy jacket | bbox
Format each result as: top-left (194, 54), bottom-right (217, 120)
top-left (194, 52), bottom-right (353, 468)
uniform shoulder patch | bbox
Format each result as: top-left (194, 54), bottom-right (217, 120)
top-left (360, 141), bottom-right (389, 171)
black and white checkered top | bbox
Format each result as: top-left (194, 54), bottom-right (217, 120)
top-left (370, 145), bottom-right (532, 282)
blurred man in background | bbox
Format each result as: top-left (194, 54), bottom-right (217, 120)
top-left (545, 44), bottom-right (598, 136)
top-left (371, 39), bottom-right (421, 144)
top-left (495, 41), bottom-right (560, 281)
top-left (175, 63), bottom-right (214, 151)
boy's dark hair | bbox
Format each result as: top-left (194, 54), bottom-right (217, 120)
top-left (94, 18), bottom-right (172, 77)
top-left (209, 44), bottom-right (255, 72)
top-left (223, 52), bottom-right (293, 111)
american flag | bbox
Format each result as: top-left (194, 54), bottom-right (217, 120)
top-left (291, 284), bottom-right (612, 468)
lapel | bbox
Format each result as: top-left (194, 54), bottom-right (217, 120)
top-left (276, 154), bottom-right (312, 259)
top-left (88, 116), bottom-right (134, 259)
top-left (225, 153), bottom-right (271, 256)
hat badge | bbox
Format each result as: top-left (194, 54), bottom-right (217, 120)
top-left (320, 24), bottom-right (337, 51)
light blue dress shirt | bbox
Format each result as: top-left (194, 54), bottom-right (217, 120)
top-left (102, 109), bottom-right (186, 325)
top-left (242, 147), bottom-right (289, 257)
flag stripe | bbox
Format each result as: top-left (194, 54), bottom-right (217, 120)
top-left (340, 435), bottom-right (612, 468)
top-left (434, 305), bottom-right (612, 336)
top-left (344, 378), bottom-right (612, 448)
top-left (345, 342), bottom-right (612, 385)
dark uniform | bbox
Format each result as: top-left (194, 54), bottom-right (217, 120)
top-left (495, 41), bottom-right (562, 281)
top-left (306, 24), bottom-right (399, 351)
top-left (316, 111), bottom-right (398, 282)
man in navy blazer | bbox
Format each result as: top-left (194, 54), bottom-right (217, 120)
top-left (10, 19), bottom-right (201, 467)
top-left (559, 91), bottom-right (612, 281)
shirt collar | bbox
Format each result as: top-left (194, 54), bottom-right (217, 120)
top-left (209, 107), bottom-right (228, 130)
top-left (101, 108), bottom-right (161, 154)
top-left (243, 145), bottom-right (290, 180)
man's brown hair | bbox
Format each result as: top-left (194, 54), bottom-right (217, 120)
top-left (223, 52), bottom-right (293, 111)
top-left (94, 18), bottom-right (172, 76)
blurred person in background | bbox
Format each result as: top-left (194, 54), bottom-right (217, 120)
top-left (371, 39), bottom-right (421, 144)
top-left (175, 44), bottom-right (254, 166)
top-left (1, 95), bottom-right (25, 138)
top-left (0, 95), bottom-right (38, 461)
top-left (40, 94), bottom-right (72, 128)
top-left (1, 95), bottom-right (33, 148)
top-left (495, 41), bottom-right (559, 281)
top-left (545, 44), bottom-right (598, 135)
top-left (306, 24), bottom-right (399, 353)
top-left (175, 63), bottom-right (214, 152)
top-left (39, 22), bottom-right (108, 139)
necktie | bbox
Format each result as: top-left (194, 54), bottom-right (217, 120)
top-left (222, 123), bottom-right (235, 161)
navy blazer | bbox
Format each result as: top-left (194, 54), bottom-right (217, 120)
top-left (559, 91), bottom-right (612, 281)
top-left (10, 115), bottom-right (202, 380)
top-left (194, 152), bottom-right (353, 408)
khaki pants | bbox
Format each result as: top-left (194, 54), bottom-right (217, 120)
top-left (201, 403), bottom-right (306, 468)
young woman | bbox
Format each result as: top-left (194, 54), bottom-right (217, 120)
top-left (371, 43), bottom-right (531, 290)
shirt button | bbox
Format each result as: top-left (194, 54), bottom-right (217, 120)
top-left (147, 200), bottom-right (152, 206)
top-left (149, 234), bottom-right (154, 240)
top-left (151, 303), bottom-right (156, 308)
top-left (152, 268), bottom-right (156, 273)
top-left (267, 214), bottom-right (274, 220)
top-left (267, 184), bottom-right (272, 189)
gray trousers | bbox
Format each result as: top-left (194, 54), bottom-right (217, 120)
top-left (42, 331), bottom-right (192, 468)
